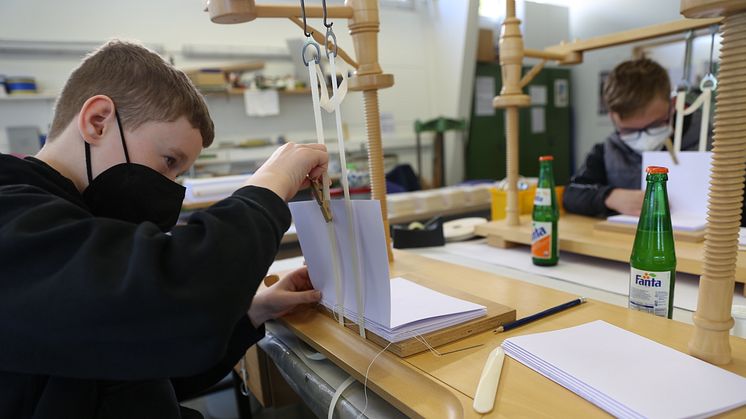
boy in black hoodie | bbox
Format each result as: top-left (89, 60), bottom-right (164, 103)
top-left (0, 40), bottom-right (328, 418)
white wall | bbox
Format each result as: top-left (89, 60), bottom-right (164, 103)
top-left (424, 0), bottom-right (480, 185)
top-left (0, 0), bottom-right (477, 186)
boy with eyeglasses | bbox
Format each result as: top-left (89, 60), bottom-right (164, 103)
top-left (563, 58), bottom-right (709, 217)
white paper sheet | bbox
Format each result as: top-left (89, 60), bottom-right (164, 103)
top-left (606, 213), bottom-right (706, 231)
top-left (642, 151), bottom-right (711, 218)
top-left (531, 107), bottom-right (545, 134)
top-left (529, 85), bottom-right (547, 105)
top-left (504, 320), bottom-right (746, 419)
top-left (243, 89), bottom-right (280, 117)
top-left (289, 200), bottom-right (391, 326)
top-left (554, 79), bottom-right (569, 108)
top-left (429, 240), bottom-right (735, 313)
top-left (389, 278), bottom-right (484, 329)
top-left (289, 200), bottom-right (487, 341)
top-left (607, 151), bottom-right (712, 231)
top-left (475, 76), bottom-right (496, 117)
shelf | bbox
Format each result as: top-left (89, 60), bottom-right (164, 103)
top-left (0, 93), bottom-right (57, 101)
top-left (201, 87), bottom-right (314, 96)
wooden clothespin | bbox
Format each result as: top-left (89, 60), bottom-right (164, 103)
top-left (308, 176), bottom-right (333, 222)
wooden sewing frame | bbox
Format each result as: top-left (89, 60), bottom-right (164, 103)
top-left (210, 1), bottom-right (746, 415)
top-left (208, 0), bottom-right (395, 262)
top-left (207, 0), bottom-right (517, 356)
top-left (490, 0), bottom-right (746, 366)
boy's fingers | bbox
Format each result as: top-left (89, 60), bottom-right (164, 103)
top-left (296, 290), bottom-right (321, 303)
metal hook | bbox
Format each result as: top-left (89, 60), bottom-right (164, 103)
top-left (325, 28), bottom-right (338, 58)
top-left (701, 24), bottom-right (719, 91)
top-left (302, 38), bottom-right (321, 67)
top-left (300, 0), bottom-right (312, 37)
top-left (322, 0), bottom-right (333, 28)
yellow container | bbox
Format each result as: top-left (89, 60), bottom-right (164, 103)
top-left (490, 185), bottom-right (565, 220)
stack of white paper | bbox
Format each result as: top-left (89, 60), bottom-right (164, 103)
top-left (503, 321), bottom-right (746, 419)
top-left (290, 200), bottom-right (486, 343)
top-left (607, 213), bottom-right (706, 231)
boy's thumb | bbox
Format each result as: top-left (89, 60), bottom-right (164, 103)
top-left (299, 290), bottom-right (322, 303)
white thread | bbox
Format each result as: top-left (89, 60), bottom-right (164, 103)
top-left (413, 334), bottom-right (444, 357)
top-left (328, 375), bottom-right (356, 419)
top-left (358, 341), bottom-right (393, 419)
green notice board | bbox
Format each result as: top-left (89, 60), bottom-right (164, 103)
top-left (467, 62), bottom-right (572, 184)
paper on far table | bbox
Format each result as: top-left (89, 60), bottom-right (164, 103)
top-left (606, 151), bottom-right (712, 231)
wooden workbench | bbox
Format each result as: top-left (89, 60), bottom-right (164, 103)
top-left (474, 213), bottom-right (746, 295)
top-left (277, 250), bottom-right (746, 418)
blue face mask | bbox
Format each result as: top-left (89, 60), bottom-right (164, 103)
top-left (81, 110), bottom-right (186, 232)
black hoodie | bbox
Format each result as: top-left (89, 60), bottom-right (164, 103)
top-left (0, 153), bottom-right (291, 418)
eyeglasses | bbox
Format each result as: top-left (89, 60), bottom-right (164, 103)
top-left (616, 122), bottom-right (671, 140)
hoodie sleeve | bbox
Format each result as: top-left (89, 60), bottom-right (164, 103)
top-left (563, 143), bottom-right (615, 217)
top-left (0, 184), bottom-right (289, 380)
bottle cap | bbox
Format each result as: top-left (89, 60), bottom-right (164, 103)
top-left (646, 166), bottom-right (669, 174)
top-left (539, 155), bottom-right (554, 161)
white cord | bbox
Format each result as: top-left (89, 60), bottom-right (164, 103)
top-left (673, 88), bottom-right (713, 154)
top-left (327, 52), bottom-right (366, 338)
top-left (328, 375), bottom-right (357, 419)
top-left (309, 59), bottom-right (345, 325)
top-left (357, 341), bottom-right (393, 419)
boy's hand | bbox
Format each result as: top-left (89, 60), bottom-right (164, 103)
top-left (246, 143), bottom-right (329, 201)
top-left (604, 188), bottom-right (645, 216)
top-left (248, 267), bottom-right (321, 327)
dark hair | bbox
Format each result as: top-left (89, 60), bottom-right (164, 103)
top-left (49, 39), bottom-right (214, 147)
top-left (603, 58), bottom-right (671, 119)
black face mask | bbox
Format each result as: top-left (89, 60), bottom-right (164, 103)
top-left (81, 111), bottom-right (186, 232)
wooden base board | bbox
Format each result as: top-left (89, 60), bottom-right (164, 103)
top-left (474, 214), bottom-right (746, 294)
top-left (278, 250), bottom-right (746, 418)
top-left (594, 220), bottom-right (705, 243)
top-left (318, 276), bottom-right (515, 357)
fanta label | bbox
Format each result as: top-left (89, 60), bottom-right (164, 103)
top-left (629, 267), bottom-right (671, 317)
top-left (531, 221), bottom-right (553, 258)
top-left (534, 188), bottom-right (552, 206)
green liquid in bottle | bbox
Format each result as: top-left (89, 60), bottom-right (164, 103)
top-left (532, 156), bottom-right (559, 266)
top-left (629, 169), bottom-right (677, 319)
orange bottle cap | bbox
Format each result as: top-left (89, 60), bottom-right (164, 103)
top-left (646, 166), bottom-right (669, 174)
top-left (539, 155), bottom-right (554, 161)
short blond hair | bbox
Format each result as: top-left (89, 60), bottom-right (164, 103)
top-left (49, 40), bottom-right (214, 147)
top-left (603, 58), bottom-right (671, 119)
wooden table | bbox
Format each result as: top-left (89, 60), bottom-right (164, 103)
top-left (276, 250), bottom-right (746, 418)
top-left (474, 213), bottom-right (746, 295)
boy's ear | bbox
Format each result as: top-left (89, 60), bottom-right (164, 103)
top-left (77, 95), bottom-right (116, 145)
top-left (609, 111), bottom-right (621, 126)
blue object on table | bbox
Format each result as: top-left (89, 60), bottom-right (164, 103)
top-left (494, 297), bottom-right (587, 333)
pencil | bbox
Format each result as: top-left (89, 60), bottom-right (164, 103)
top-left (494, 297), bottom-right (586, 333)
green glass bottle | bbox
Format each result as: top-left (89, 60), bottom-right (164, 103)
top-left (629, 166), bottom-right (677, 319)
top-left (531, 155), bottom-right (559, 266)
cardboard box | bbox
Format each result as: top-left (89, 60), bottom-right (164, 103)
top-left (477, 28), bottom-right (496, 62)
top-left (186, 69), bottom-right (226, 89)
